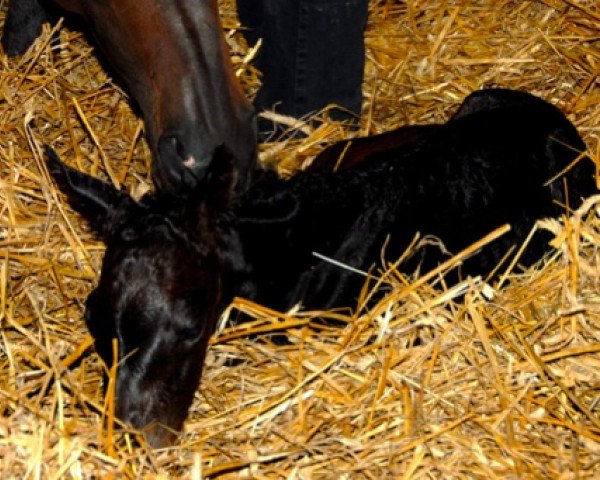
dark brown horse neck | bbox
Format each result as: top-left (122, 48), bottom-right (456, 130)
top-left (22, 0), bottom-right (258, 192)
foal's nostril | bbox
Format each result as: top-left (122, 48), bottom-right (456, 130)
top-left (125, 411), bottom-right (143, 429)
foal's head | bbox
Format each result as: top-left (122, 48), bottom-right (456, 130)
top-left (47, 147), bottom-right (237, 447)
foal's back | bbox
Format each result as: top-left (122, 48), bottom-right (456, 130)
top-left (234, 90), bottom-right (595, 310)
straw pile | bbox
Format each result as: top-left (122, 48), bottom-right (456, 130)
top-left (1, 0), bottom-right (599, 477)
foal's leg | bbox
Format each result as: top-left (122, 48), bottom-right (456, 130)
top-left (292, 205), bottom-right (392, 312)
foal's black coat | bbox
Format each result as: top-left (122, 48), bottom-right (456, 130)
top-left (47, 89), bottom-right (595, 447)
top-left (236, 88), bottom-right (595, 310)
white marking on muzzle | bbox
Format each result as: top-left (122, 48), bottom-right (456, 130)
top-left (183, 155), bottom-right (197, 168)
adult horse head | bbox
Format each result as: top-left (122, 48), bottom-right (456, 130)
top-left (5, 0), bottom-right (257, 192)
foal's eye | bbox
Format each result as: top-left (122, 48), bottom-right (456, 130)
top-left (84, 290), bottom-right (101, 329)
top-left (178, 324), bottom-right (204, 340)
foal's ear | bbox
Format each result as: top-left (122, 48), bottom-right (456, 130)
top-left (200, 145), bottom-right (238, 213)
top-left (45, 146), bottom-right (134, 238)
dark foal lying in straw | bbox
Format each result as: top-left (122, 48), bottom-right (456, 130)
top-left (46, 89), bottom-right (595, 447)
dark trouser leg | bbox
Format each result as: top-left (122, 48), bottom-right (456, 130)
top-left (3, 0), bottom-right (50, 56)
top-left (238, 0), bottom-right (368, 129)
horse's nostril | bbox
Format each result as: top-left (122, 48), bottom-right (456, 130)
top-left (155, 133), bottom-right (217, 191)
top-left (158, 134), bottom-right (180, 159)
top-left (175, 138), bottom-right (185, 160)
top-left (158, 134), bottom-right (197, 168)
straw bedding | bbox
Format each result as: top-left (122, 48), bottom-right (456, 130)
top-left (1, 0), bottom-right (599, 477)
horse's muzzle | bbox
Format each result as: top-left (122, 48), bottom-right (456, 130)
top-left (154, 132), bottom-right (257, 193)
top-left (155, 133), bottom-right (206, 191)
